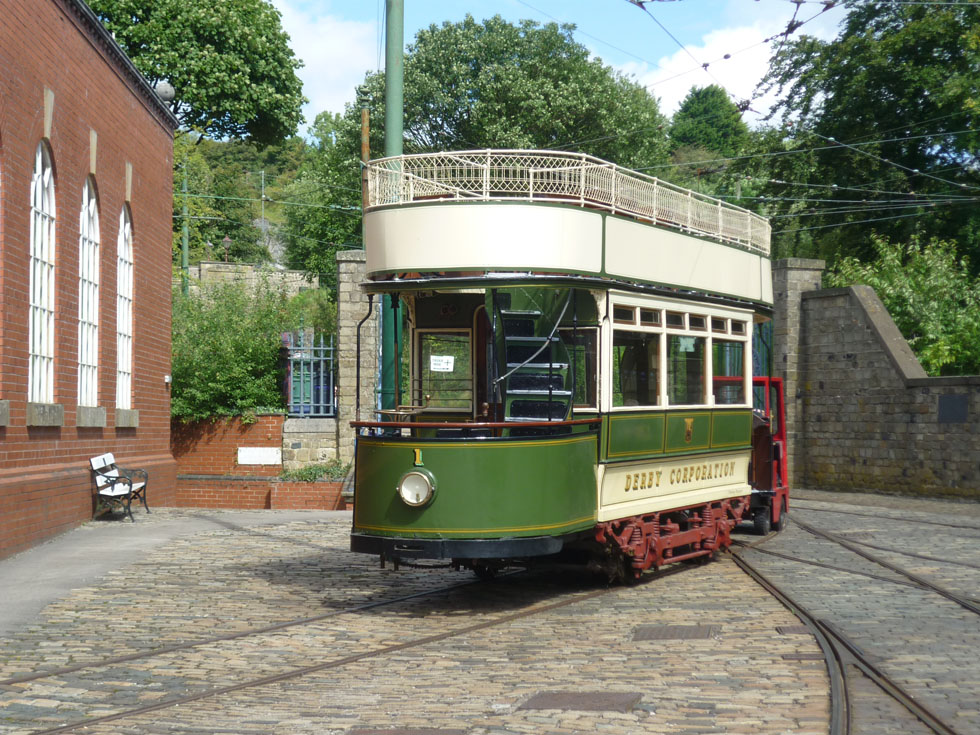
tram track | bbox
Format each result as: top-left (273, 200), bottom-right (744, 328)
top-left (732, 506), bottom-right (980, 735)
top-left (790, 501), bottom-right (980, 534)
top-left (730, 546), bottom-right (961, 735)
top-left (789, 513), bottom-right (980, 617)
top-left (0, 576), bottom-right (489, 688)
top-left (11, 564), bottom-right (703, 735)
top-left (25, 579), bottom-right (620, 735)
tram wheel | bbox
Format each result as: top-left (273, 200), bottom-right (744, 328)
top-left (753, 509), bottom-right (771, 536)
top-left (473, 564), bottom-right (496, 581)
top-left (772, 499), bottom-right (787, 533)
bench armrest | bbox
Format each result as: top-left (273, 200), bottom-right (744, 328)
top-left (116, 466), bottom-right (148, 481)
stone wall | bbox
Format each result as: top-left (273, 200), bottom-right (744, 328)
top-left (798, 286), bottom-right (978, 498)
top-left (772, 259), bottom-right (825, 487)
top-left (282, 417), bottom-right (338, 470)
top-left (336, 250), bottom-right (379, 463)
top-left (772, 258), bottom-right (979, 499)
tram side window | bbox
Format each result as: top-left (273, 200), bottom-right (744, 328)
top-left (667, 335), bottom-right (705, 405)
top-left (561, 329), bottom-right (598, 408)
top-left (613, 331), bottom-right (659, 407)
top-left (418, 331), bottom-right (472, 410)
top-left (712, 339), bottom-right (745, 405)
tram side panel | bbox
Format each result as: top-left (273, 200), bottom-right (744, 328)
top-left (351, 431), bottom-right (599, 556)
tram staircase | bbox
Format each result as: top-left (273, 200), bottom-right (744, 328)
top-left (489, 288), bottom-right (573, 434)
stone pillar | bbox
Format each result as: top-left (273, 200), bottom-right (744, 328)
top-left (336, 250), bottom-right (378, 464)
top-left (772, 258), bottom-right (825, 488)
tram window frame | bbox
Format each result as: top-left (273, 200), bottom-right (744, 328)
top-left (712, 339), bottom-right (746, 405)
top-left (667, 334), bottom-right (706, 405)
top-left (608, 297), bottom-right (752, 412)
top-left (415, 329), bottom-right (474, 413)
top-left (612, 329), bottom-right (661, 408)
top-left (613, 306), bottom-right (636, 325)
top-left (560, 327), bottom-right (598, 409)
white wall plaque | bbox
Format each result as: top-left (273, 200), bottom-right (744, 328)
top-left (237, 447), bottom-right (282, 465)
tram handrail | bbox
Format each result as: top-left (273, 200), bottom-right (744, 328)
top-left (365, 149), bottom-right (770, 255)
top-left (351, 418), bottom-right (600, 430)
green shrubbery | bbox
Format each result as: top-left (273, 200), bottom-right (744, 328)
top-left (279, 459), bottom-right (350, 482)
top-left (826, 235), bottom-right (980, 376)
top-left (171, 279), bottom-right (335, 421)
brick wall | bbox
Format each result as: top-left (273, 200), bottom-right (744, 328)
top-left (173, 415), bottom-right (285, 509)
top-left (270, 481), bottom-right (346, 510)
top-left (172, 415), bottom-right (286, 478)
top-left (0, 0), bottom-right (178, 558)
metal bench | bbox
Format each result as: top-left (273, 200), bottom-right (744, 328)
top-left (90, 453), bottom-right (149, 521)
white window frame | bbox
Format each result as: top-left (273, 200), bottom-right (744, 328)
top-left (603, 293), bottom-right (753, 413)
top-left (116, 207), bottom-right (134, 410)
top-left (77, 178), bottom-right (100, 407)
top-left (29, 143), bottom-right (56, 404)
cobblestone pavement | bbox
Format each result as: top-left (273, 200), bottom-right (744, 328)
top-left (1, 508), bottom-right (828, 735)
top-left (751, 489), bottom-right (980, 735)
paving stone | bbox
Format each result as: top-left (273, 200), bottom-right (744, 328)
top-left (0, 499), bottom-right (914, 734)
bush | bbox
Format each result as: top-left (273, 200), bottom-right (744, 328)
top-left (279, 459), bottom-right (350, 482)
top-left (826, 235), bottom-right (980, 376)
top-left (172, 279), bottom-right (295, 422)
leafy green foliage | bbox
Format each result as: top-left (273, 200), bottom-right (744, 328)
top-left (172, 279), bottom-right (334, 421)
top-left (279, 459), bottom-right (350, 482)
top-left (826, 235), bottom-right (980, 376)
top-left (755, 3), bottom-right (980, 263)
top-left (670, 85), bottom-right (749, 159)
top-left (280, 15), bottom-right (671, 271)
top-left (173, 135), bottom-right (267, 266)
top-left (90, 0), bottom-right (305, 144)
top-left (280, 114), bottom-right (363, 289)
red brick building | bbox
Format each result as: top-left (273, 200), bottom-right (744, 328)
top-left (0, 0), bottom-right (178, 557)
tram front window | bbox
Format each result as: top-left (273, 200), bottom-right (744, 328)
top-left (418, 331), bottom-right (472, 411)
top-left (613, 331), bottom-right (659, 407)
top-left (667, 335), bottom-right (705, 405)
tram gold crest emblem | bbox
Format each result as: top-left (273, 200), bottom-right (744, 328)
top-left (684, 418), bottom-right (694, 443)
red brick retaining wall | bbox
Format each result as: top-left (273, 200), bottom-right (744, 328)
top-left (271, 481), bottom-right (345, 510)
top-left (172, 416), bottom-right (348, 510)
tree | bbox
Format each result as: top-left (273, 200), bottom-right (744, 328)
top-left (757, 3), bottom-right (980, 264)
top-left (280, 15), bottom-right (671, 273)
top-left (670, 85), bottom-right (748, 159)
top-left (90, 0), bottom-right (305, 144)
top-left (825, 235), bottom-right (980, 376)
top-left (280, 113), bottom-right (363, 289)
top-left (172, 135), bottom-right (267, 267)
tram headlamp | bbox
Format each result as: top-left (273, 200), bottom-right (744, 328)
top-left (397, 469), bottom-right (436, 507)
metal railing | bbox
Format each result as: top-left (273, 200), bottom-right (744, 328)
top-left (285, 332), bottom-right (337, 418)
top-left (365, 149), bottom-right (770, 255)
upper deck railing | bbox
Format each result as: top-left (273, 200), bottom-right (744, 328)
top-left (365, 149), bottom-right (770, 256)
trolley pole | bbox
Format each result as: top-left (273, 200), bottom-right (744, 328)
top-left (380, 0), bottom-right (404, 411)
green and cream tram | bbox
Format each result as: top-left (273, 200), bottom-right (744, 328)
top-left (350, 150), bottom-right (787, 579)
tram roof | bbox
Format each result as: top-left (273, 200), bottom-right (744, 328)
top-left (362, 150), bottom-right (774, 308)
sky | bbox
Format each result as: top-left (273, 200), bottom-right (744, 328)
top-left (269, 0), bottom-right (848, 131)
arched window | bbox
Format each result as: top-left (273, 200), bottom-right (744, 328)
top-left (29, 142), bottom-right (56, 404)
top-left (78, 177), bottom-right (100, 407)
top-left (116, 206), bottom-right (133, 410)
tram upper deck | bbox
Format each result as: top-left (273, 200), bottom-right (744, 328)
top-left (362, 149), bottom-right (772, 307)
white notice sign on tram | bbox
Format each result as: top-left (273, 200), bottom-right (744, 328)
top-left (430, 355), bottom-right (455, 372)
